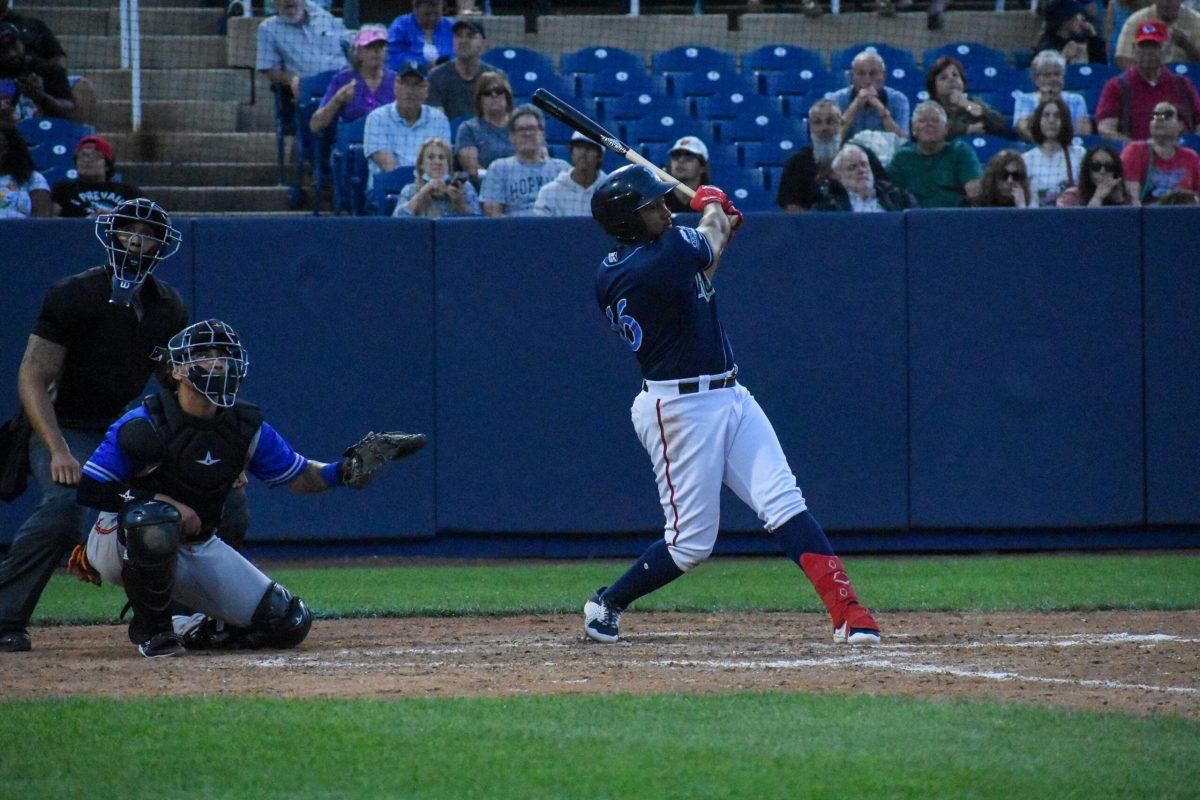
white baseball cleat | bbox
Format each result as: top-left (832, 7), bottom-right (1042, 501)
top-left (584, 588), bottom-right (621, 643)
top-left (834, 622), bottom-right (881, 645)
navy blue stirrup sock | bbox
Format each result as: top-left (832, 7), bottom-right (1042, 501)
top-left (773, 510), bottom-right (835, 563)
top-left (601, 539), bottom-right (685, 611)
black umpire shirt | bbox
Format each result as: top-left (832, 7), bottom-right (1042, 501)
top-left (32, 266), bottom-right (187, 431)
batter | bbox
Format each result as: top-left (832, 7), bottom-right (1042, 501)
top-left (584, 165), bottom-right (881, 646)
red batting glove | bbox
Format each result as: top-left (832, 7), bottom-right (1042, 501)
top-left (689, 185), bottom-right (727, 212)
top-left (721, 197), bottom-right (744, 230)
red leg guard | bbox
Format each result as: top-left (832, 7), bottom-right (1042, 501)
top-left (799, 553), bottom-right (878, 631)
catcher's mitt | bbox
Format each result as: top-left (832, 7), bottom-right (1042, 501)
top-left (338, 431), bottom-right (427, 490)
top-left (67, 544), bottom-right (101, 586)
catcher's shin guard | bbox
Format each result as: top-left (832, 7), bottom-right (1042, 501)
top-left (799, 553), bottom-right (878, 632)
top-left (119, 501), bottom-right (183, 645)
top-left (244, 582), bottom-right (312, 649)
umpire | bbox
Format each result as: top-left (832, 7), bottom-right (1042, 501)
top-left (0, 198), bottom-right (201, 653)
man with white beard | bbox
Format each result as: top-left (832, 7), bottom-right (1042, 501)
top-left (812, 143), bottom-right (917, 212)
top-left (777, 99), bottom-right (887, 211)
top-left (256, 0), bottom-right (351, 101)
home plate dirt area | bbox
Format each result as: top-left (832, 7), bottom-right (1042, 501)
top-left (5, 611), bottom-right (1198, 720)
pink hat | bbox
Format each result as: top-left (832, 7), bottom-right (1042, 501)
top-left (353, 27), bottom-right (387, 48)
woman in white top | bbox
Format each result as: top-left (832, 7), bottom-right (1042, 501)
top-left (1021, 97), bottom-right (1085, 207)
top-left (0, 126), bottom-right (51, 218)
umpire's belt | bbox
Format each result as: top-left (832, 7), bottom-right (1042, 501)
top-left (643, 366), bottom-right (738, 395)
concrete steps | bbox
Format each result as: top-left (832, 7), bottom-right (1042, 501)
top-left (104, 132), bottom-right (279, 162)
top-left (61, 34), bottom-right (226, 70)
top-left (85, 69), bottom-right (255, 102)
top-left (96, 100), bottom-right (240, 131)
top-left (142, 185), bottom-right (297, 213)
top-left (35, 7), bottom-right (223, 36)
top-left (122, 161), bottom-right (281, 185)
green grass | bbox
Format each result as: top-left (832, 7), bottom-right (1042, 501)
top-left (0, 694), bottom-right (1195, 799)
top-left (31, 553), bottom-right (1200, 625)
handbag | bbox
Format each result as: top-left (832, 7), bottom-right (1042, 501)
top-left (0, 408), bottom-right (33, 502)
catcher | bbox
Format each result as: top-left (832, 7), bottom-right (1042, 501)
top-left (72, 319), bottom-right (426, 658)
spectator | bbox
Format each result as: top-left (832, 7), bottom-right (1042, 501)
top-left (363, 59), bottom-right (450, 191)
top-left (1155, 186), bottom-right (1200, 202)
top-left (534, 131), bottom-right (607, 217)
top-left (50, 136), bottom-right (142, 218)
top-left (1122, 101), bottom-right (1200, 203)
top-left (255, 0), bottom-right (350, 102)
top-left (812, 143), bottom-right (917, 212)
top-left (1056, 145), bottom-right (1134, 205)
top-left (1096, 20), bottom-right (1200, 141)
top-left (1022, 98), bottom-right (1085, 207)
top-left (1035, 0), bottom-right (1107, 64)
top-left (826, 49), bottom-right (910, 141)
top-left (1014, 50), bottom-right (1094, 141)
top-left (455, 72), bottom-right (513, 185)
top-left (479, 104), bottom-right (568, 218)
top-left (662, 135), bottom-right (709, 213)
top-left (925, 55), bottom-right (1008, 139)
top-left (0, 0), bottom-right (62, 66)
top-left (427, 19), bottom-right (499, 122)
top-left (777, 99), bottom-right (843, 211)
top-left (309, 26), bottom-right (394, 134)
top-left (1108, 0), bottom-right (1154, 64)
top-left (1114, 0), bottom-right (1200, 69)
top-left (970, 150), bottom-right (1031, 207)
top-left (0, 22), bottom-right (72, 121)
top-left (387, 0), bottom-right (453, 71)
top-left (0, 124), bottom-right (49, 217)
top-left (392, 137), bottom-right (479, 217)
top-left (887, 101), bottom-right (982, 207)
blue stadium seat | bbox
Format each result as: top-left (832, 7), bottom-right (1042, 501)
top-left (722, 168), bottom-right (776, 212)
top-left (622, 111), bottom-right (699, 146)
top-left (561, 46), bottom-right (644, 75)
top-left (367, 168), bottom-right (414, 217)
top-left (1065, 63), bottom-right (1119, 92)
top-left (604, 91), bottom-right (679, 121)
top-left (652, 45), bottom-right (737, 75)
top-left (545, 113), bottom-right (582, 145)
top-left (693, 90), bottom-right (782, 121)
top-left (295, 69), bottom-right (337, 214)
top-left (830, 43), bottom-right (918, 76)
top-left (1169, 63), bottom-right (1200, 79)
top-left (1011, 48), bottom-right (1033, 71)
top-left (483, 47), bottom-right (557, 78)
top-left (964, 63), bottom-right (1026, 95)
top-left (507, 70), bottom-right (572, 102)
top-left (332, 115), bottom-right (367, 215)
top-left (1180, 132), bottom-right (1200, 152)
top-left (923, 42), bottom-right (1010, 71)
top-left (742, 44), bottom-right (825, 75)
top-left (960, 134), bottom-right (1017, 165)
top-left (717, 114), bottom-right (804, 146)
top-left (763, 71), bottom-right (840, 118)
top-left (669, 69), bottom-right (756, 99)
top-left (17, 117), bottom-right (92, 184)
top-left (576, 67), bottom-right (657, 99)
top-left (883, 66), bottom-right (923, 100)
top-left (740, 137), bottom-right (805, 168)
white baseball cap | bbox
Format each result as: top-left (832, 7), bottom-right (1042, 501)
top-left (570, 130), bottom-right (604, 151)
top-left (669, 136), bottom-right (709, 162)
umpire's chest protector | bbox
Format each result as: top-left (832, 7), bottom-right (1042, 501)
top-left (138, 389), bottom-right (262, 527)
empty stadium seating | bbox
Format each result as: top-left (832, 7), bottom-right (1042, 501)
top-left (17, 117), bottom-right (93, 184)
top-left (652, 45), bottom-right (738, 75)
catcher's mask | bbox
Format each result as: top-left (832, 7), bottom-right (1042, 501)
top-left (591, 164), bottom-right (677, 244)
top-left (165, 320), bottom-right (248, 408)
top-left (94, 198), bottom-right (182, 306)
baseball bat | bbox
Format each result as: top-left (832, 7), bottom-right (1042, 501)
top-left (532, 88), bottom-right (696, 199)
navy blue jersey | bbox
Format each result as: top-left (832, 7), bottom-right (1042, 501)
top-left (595, 226), bottom-right (735, 381)
top-left (82, 406), bottom-right (308, 489)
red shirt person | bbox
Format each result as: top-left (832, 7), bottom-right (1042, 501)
top-left (1096, 19), bottom-right (1200, 141)
top-left (1122, 100), bottom-right (1200, 203)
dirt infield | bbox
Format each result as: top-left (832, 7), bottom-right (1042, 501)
top-left (5, 610), bottom-right (1198, 720)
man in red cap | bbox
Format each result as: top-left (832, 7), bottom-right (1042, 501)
top-left (1096, 18), bottom-right (1200, 141)
top-left (1115, 0), bottom-right (1200, 69)
top-left (49, 135), bottom-right (144, 218)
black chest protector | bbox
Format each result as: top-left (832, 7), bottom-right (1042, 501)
top-left (134, 389), bottom-right (262, 535)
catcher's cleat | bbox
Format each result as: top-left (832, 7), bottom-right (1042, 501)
top-left (583, 587), bottom-right (621, 643)
top-left (0, 630), bottom-right (32, 653)
top-left (138, 630), bottom-right (186, 658)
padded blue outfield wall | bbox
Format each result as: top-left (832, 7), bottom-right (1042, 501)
top-left (0, 209), bottom-right (1197, 554)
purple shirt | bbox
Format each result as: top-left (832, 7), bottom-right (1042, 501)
top-left (320, 67), bottom-right (397, 124)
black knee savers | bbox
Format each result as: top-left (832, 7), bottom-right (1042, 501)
top-left (246, 582), bottom-right (312, 649)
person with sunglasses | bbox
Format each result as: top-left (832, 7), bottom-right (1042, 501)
top-left (971, 150), bottom-right (1032, 208)
top-left (1121, 101), bottom-right (1200, 203)
top-left (455, 72), bottom-right (514, 186)
top-left (1057, 145), bottom-right (1134, 206)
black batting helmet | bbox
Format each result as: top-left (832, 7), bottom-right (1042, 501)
top-left (591, 164), bottom-right (677, 244)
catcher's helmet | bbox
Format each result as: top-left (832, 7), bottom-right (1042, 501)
top-left (166, 320), bottom-right (248, 408)
top-left (94, 198), bottom-right (182, 306)
top-left (591, 165), bottom-right (677, 244)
